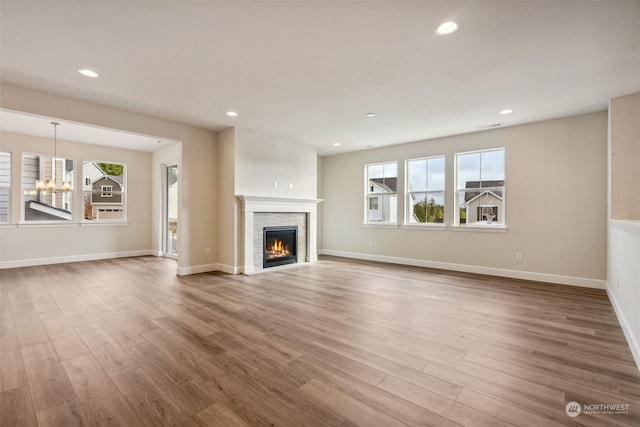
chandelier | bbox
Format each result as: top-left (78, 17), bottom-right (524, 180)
top-left (35, 122), bottom-right (71, 193)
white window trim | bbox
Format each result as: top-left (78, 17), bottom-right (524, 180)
top-left (0, 151), bottom-right (11, 223)
top-left (402, 223), bottom-right (447, 230)
top-left (454, 147), bottom-right (506, 227)
top-left (451, 224), bottom-right (507, 233)
top-left (364, 161), bottom-right (399, 225)
top-left (83, 160), bottom-right (127, 223)
top-left (404, 156), bottom-right (446, 226)
top-left (21, 152), bottom-right (74, 223)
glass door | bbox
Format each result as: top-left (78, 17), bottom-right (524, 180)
top-left (165, 164), bottom-right (178, 258)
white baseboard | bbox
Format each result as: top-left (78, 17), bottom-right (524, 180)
top-left (0, 249), bottom-right (157, 269)
top-left (215, 263), bottom-right (241, 275)
top-left (606, 283), bottom-right (640, 371)
top-left (176, 263), bottom-right (218, 276)
top-left (319, 249), bottom-right (606, 289)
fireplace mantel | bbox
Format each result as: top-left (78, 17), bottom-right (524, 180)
top-left (237, 196), bottom-right (322, 274)
top-left (238, 196), bottom-right (322, 213)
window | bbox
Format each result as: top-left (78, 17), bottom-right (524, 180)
top-left (455, 148), bottom-right (505, 226)
top-left (0, 152), bottom-right (10, 222)
top-left (369, 197), bottom-right (378, 210)
top-left (22, 154), bottom-right (74, 222)
top-left (83, 161), bottom-right (126, 221)
top-left (101, 185), bottom-right (113, 197)
top-left (365, 162), bottom-right (398, 223)
top-left (406, 156), bottom-right (445, 224)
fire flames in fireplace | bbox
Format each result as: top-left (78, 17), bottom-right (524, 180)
top-left (266, 240), bottom-right (291, 259)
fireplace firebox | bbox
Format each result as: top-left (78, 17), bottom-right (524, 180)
top-left (263, 226), bottom-right (297, 268)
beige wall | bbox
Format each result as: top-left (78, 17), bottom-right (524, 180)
top-left (178, 127), bottom-right (218, 272)
top-left (609, 92), bottom-right (640, 221)
top-left (235, 128), bottom-right (317, 198)
top-left (217, 127), bottom-right (238, 271)
top-left (0, 131), bottom-right (152, 264)
top-left (317, 156), bottom-right (324, 250)
top-left (607, 92), bottom-right (640, 368)
top-left (0, 84), bottom-right (218, 272)
top-left (321, 112), bottom-right (608, 285)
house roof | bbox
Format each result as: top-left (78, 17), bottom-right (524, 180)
top-left (462, 190), bottom-right (503, 207)
top-left (370, 177), bottom-right (397, 193)
top-left (465, 180), bottom-right (504, 189)
top-left (92, 174), bottom-right (123, 187)
top-left (105, 174), bottom-right (124, 186)
top-left (464, 180), bottom-right (504, 202)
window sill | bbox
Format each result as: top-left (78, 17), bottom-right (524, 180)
top-left (81, 221), bottom-right (129, 227)
top-left (0, 223), bottom-right (18, 229)
top-left (18, 222), bottom-right (80, 228)
top-left (13, 221), bottom-right (130, 228)
top-left (363, 222), bottom-right (399, 229)
top-left (402, 224), bottom-right (447, 231)
top-left (451, 225), bottom-right (507, 233)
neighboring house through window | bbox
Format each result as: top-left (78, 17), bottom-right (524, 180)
top-left (455, 148), bottom-right (505, 226)
top-left (0, 152), bottom-right (10, 222)
top-left (406, 156), bottom-right (445, 224)
top-left (365, 161), bottom-right (398, 224)
top-left (83, 161), bottom-right (126, 221)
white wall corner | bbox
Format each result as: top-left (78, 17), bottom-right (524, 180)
top-left (215, 263), bottom-right (241, 275)
top-left (606, 282), bottom-right (640, 372)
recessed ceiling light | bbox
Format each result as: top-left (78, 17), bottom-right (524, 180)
top-left (366, 113), bottom-right (376, 118)
top-left (157, 140), bottom-right (163, 144)
top-left (332, 142), bottom-right (341, 146)
top-left (78, 69), bottom-right (98, 78)
top-left (226, 111), bottom-right (238, 117)
top-left (499, 109), bottom-right (514, 115)
top-left (435, 21), bottom-right (459, 36)
top-left (366, 145), bottom-right (374, 148)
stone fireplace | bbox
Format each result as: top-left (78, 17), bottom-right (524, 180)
top-left (238, 196), bottom-right (321, 274)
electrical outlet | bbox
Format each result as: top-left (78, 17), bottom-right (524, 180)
top-left (515, 252), bottom-right (523, 261)
top-left (273, 181), bottom-right (278, 189)
top-left (288, 183), bottom-right (294, 190)
top-left (368, 241), bottom-right (373, 248)
top-left (205, 248), bottom-right (211, 256)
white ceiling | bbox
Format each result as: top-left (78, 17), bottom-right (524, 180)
top-left (0, 110), bottom-right (179, 152)
top-left (1, 1), bottom-right (639, 155)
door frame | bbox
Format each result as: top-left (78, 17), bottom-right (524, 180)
top-left (162, 161), bottom-right (179, 259)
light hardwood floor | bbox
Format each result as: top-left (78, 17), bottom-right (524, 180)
top-left (1, 255), bottom-right (638, 426)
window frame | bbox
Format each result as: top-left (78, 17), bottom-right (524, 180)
top-left (454, 147), bottom-right (506, 229)
top-left (364, 161), bottom-right (398, 225)
top-left (0, 151), bottom-right (11, 223)
top-left (405, 155), bottom-right (446, 227)
top-left (82, 160), bottom-right (127, 223)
